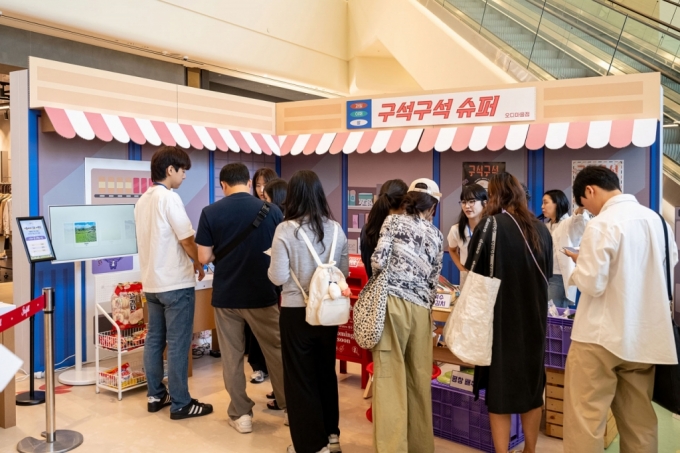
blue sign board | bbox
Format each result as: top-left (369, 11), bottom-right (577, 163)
top-left (346, 100), bottom-right (372, 129)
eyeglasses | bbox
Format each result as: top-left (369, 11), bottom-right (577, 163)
top-left (458, 200), bottom-right (479, 207)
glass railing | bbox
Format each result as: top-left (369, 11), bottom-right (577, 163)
top-left (436, 0), bottom-right (680, 106)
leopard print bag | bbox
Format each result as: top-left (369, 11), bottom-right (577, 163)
top-left (353, 219), bottom-right (395, 350)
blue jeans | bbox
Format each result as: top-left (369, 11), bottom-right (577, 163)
top-left (144, 287), bottom-right (194, 412)
top-left (548, 274), bottom-right (571, 308)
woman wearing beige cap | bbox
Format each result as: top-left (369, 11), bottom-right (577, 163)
top-left (369, 178), bottom-right (444, 453)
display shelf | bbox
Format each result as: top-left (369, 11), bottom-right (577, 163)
top-left (348, 205), bottom-right (372, 210)
top-left (95, 303), bottom-right (148, 401)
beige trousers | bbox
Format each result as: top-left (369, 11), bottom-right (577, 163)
top-left (372, 295), bottom-right (434, 453)
top-left (214, 305), bottom-right (286, 420)
top-left (563, 341), bottom-right (657, 453)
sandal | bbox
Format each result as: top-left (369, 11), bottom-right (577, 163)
top-left (267, 400), bottom-right (282, 410)
top-left (266, 392), bottom-right (275, 400)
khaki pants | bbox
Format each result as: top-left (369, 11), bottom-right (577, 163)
top-left (372, 295), bottom-right (434, 453)
top-left (214, 305), bottom-right (286, 419)
top-left (563, 341), bottom-right (657, 453)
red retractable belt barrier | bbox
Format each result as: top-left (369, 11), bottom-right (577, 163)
top-left (0, 295), bottom-right (46, 333)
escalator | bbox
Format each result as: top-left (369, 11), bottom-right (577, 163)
top-left (433, 0), bottom-right (680, 159)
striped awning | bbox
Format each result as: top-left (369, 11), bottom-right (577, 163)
top-left (45, 107), bottom-right (658, 155)
top-left (44, 107), bottom-right (280, 155)
top-left (278, 119), bottom-right (658, 155)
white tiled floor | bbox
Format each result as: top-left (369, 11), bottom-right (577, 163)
top-left (2, 357), bottom-right (680, 452)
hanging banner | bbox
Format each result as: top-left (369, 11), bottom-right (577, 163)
top-left (370, 87), bottom-right (536, 128)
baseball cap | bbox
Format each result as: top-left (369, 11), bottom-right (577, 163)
top-left (408, 178), bottom-right (442, 201)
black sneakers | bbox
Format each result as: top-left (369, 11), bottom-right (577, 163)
top-left (147, 391), bottom-right (172, 413)
top-left (170, 399), bottom-right (214, 420)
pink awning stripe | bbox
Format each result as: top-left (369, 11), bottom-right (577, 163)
top-left (45, 107), bottom-right (77, 139)
top-left (278, 135), bottom-right (296, 156)
top-left (206, 127), bottom-right (229, 151)
top-left (230, 130), bottom-right (251, 153)
top-left (329, 132), bottom-right (350, 155)
top-left (119, 116), bottom-right (147, 145)
top-left (179, 124), bottom-right (204, 150)
top-left (525, 123), bottom-right (549, 150)
top-left (303, 134), bottom-right (323, 155)
top-left (452, 126), bottom-right (474, 152)
top-left (254, 134), bottom-right (273, 155)
top-left (357, 130), bottom-right (378, 154)
top-left (487, 124), bottom-right (510, 151)
top-left (566, 122), bottom-right (589, 150)
top-left (84, 112), bottom-right (113, 142)
top-left (610, 119), bottom-right (635, 148)
top-left (151, 121), bottom-right (176, 146)
top-left (418, 128), bottom-right (440, 152)
top-left (386, 129), bottom-right (408, 153)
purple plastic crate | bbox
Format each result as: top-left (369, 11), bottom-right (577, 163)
top-left (544, 308), bottom-right (574, 370)
top-left (432, 381), bottom-right (524, 452)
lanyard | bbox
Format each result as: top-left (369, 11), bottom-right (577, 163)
top-left (153, 182), bottom-right (169, 190)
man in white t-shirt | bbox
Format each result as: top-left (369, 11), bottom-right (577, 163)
top-left (135, 146), bottom-right (212, 420)
top-left (563, 166), bottom-right (678, 452)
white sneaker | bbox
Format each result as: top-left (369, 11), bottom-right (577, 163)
top-left (250, 370), bottom-right (268, 383)
top-left (228, 414), bottom-right (253, 434)
top-left (284, 411), bottom-right (289, 426)
top-left (328, 434), bottom-right (341, 452)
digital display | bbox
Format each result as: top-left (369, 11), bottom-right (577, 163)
top-left (16, 217), bottom-right (57, 263)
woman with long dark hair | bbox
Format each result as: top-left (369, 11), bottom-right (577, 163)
top-left (264, 178), bottom-right (288, 215)
top-left (465, 172), bottom-right (552, 453)
top-left (369, 178), bottom-right (444, 453)
top-left (360, 179), bottom-right (408, 278)
top-left (447, 183), bottom-right (487, 286)
top-left (253, 167), bottom-right (278, 201)
top-left (541, 189), bottom-right (590, 308)
top-left (268, 170), bottom-right (348, 453)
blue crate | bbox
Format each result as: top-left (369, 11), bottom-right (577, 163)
top-left (432, 381), bottom-right (524, 452)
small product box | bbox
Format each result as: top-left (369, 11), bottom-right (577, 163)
top-left (348, 190), bottom-right (356, 206)
top-left (348, 239), bottom-right (358, 254)
top-left (352, 215), bottom-right (359, 229)
top-left (358, 193), bottom-right (373, 207)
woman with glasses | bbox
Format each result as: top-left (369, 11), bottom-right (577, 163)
top-left (447, 183), bottom-right (487, 286)
top-left (541, 190), bottom-right (590, 308)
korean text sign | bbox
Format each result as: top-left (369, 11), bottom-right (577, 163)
top-left (372, 87), bottom-right (536, 128)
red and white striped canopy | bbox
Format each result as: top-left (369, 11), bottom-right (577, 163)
top-left (45, 108), bottom-right (657, 155)
top-left (277, 119), bottom-right (658, 155)
top-left (44, 107), bottom-right (280, 155)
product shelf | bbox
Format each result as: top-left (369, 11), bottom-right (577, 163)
top-left (95, 303), bottom-right (148, 400)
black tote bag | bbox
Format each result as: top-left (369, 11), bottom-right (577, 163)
top-left (652, 214), bottom-right (680, 414)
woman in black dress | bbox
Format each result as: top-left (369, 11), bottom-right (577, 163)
top-left (465, 172), bottom-right (552, 453)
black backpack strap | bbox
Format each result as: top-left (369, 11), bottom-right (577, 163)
top-left (658, 212), bottom-right (672, 302)
top-left (214, 202), bottom-right (270, 264)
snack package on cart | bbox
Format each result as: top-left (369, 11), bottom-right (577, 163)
top-left (111, 282), bottom-right (146, 329)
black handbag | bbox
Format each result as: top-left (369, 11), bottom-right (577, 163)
top-left (652, 213), bottom-right (680, 414)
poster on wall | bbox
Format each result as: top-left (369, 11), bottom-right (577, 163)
top-left (85, 158), bottom-right (151, 274)
top-left (571, 160), bottom-right (624, 191)
top-left (462, 162), bottom-right (506, 189)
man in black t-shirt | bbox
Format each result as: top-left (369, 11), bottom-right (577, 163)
top-left (196, 163), bottom-right (286, 434)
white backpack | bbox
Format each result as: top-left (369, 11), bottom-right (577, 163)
top-left (289, 222), bottom-right (351, 326)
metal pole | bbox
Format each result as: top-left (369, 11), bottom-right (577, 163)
top-left (17, 288), bottom-right (84, 453)
top-left (16, 261), bottom-right (45, 405)
top-left (43, 287), bottom-right (56, 443)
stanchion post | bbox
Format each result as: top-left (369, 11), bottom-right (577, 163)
top-left (16, 261), bottom-right (45, 406)
top-left (17, 288), bottom-right (84, 453)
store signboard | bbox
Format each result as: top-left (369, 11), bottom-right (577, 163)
top-left (463, 162), bottom-right (506, 188)
top-left (370, 87), bottom-right (536, 128)
top-left (347, 100), bottom-right (372, 129)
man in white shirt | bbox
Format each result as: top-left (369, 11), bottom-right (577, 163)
top-left (135, 146), bottom-right (212, 420)
top-left (563, 166), bottom-right (678, 452)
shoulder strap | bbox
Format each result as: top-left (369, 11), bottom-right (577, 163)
top-left (328, 223), bottom-right (339, 264)
top-left (468, 216), bottom-right (497, 278)
top-left (290, 221), bottom-right (323, 266)
top-left (657, 213), bottom-right (673, 304)
top-left (290, 269), bottom-right (308, 303)
top-left (214, 202), bottom-right (270, 264)
top-left (504, 211), bottom-right (548, 285)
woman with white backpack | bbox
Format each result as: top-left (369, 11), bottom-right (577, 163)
top-left (268, 170), bottom-right (349, 453)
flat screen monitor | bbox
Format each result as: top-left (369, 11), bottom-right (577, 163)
top-left (16, 216), bottom-right (57, 263)
top-left (49, 204), bottom-right (138, 263)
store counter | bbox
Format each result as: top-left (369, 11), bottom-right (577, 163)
top-left (189, 273), bottom-right (216, 377)
top-left (432, 308), bottom-right (473, 367)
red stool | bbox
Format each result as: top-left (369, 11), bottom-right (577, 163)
top-left (365, 363), bottom-right (442, 422)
